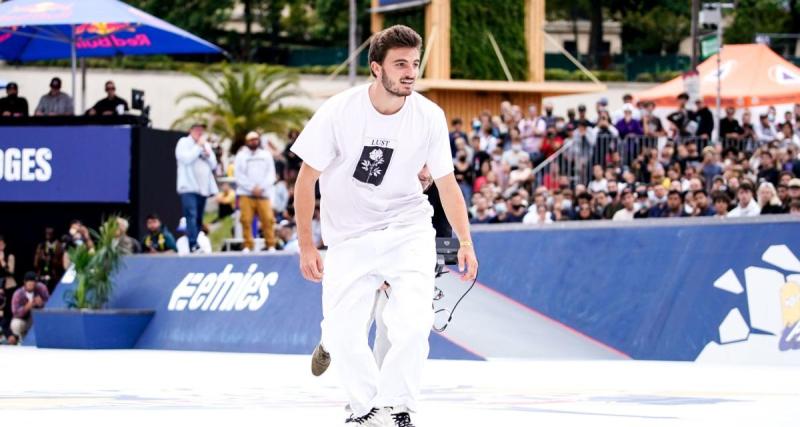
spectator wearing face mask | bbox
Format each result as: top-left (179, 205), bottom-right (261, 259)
top-left (691, 189), bottom-right (716, 216)
top-left (453, 149), bottom-right (473, 202)
top-left (470, 196), bottom-right (494, 224)
top-left (575, 193), bottom-right (600, 221)
top-left (502, 193), bottom-right (527, 223)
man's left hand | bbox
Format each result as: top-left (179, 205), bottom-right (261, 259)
top-left (457, 245), bottom-right (478, 281)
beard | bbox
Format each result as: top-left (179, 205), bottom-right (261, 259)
top-left (380, 72), bottom-right (413, 97)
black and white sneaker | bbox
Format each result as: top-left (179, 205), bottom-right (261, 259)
top-left (344, 407), bottom-right (386, 426)
top-left (390, 411), bottom-right (415, 427)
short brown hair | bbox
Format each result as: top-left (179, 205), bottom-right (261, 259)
top-left (368, 25), bottom-right (422, 77)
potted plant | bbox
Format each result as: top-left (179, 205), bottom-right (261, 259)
top-left (33, 216), bottom-right (154, 349)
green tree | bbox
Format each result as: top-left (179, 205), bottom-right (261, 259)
top-left (621, 6), bottom-right (690, 54)
top-left (125, 0), bottom-right (234, 42)
top-left (173, 65), bottom-right (311, 154)
top-left (725, 0), bottom-right (790, 44)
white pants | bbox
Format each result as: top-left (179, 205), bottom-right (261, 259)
top-left (10, 318), bottom-right (30, 337)
top-left (322, 223), bottom-right (436, 417)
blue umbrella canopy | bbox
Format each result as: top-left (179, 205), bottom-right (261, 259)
top-left (0, 0), bottom-right (224, 61)
top-left (0, 0), bottom-right (225, 112)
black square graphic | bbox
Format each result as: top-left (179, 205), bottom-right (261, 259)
top-left (352, 145), bottom-right (394, 186)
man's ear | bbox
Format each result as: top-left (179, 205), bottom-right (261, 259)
top-left (370, 61), bottom-right (381, 79)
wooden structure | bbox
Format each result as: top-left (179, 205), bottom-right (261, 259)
top-left (369, 0), bottom-right (606, 121)
top-left (415, 79), bottom-right (605, 122)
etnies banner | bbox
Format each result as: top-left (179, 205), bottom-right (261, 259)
top-left (0, 125), bottom-right (131, 202)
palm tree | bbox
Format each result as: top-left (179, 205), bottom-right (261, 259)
top-left (173, 64), bottom-right (311, 154)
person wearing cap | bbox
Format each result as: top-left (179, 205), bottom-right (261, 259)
top-left (614, 105), bottom-right (643, 139)
top-left (571, 104), bottom-right (593, 128)
top-left (611, 93), bottom-right (641, 124)
top-left (235, 130), bottom-right (277, 251)
top-left (727, 181), bottom-right (761, 218)
top-left (175, 123), bottom-right (218, 252)
top-left (788, 178), bottom-right (800, 205)
top-left (34, 77), bottom-right (74, 116)
top-left (0, 82), bottom-right (28, 117)
top-left (10, 272), bottom-right (49, 339)
top-left (87, 80), bottom-right (128, 116)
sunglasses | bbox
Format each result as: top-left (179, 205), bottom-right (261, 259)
top-left (106, 87), bottom-right (115, 91)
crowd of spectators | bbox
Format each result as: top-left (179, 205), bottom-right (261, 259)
top-left (4, 88), bottom-right (800, 344)
top-left (443, 94), bottom-right (800, 225)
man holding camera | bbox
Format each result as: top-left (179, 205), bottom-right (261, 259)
top-left (175, 123), bottom-right (218, 252)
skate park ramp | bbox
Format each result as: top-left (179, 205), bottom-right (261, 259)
top-left (33, 216), bottom-right (800, 364)
top-left (432, 270), bottom-right (628, 360)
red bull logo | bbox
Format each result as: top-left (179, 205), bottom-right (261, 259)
top-left (75, 24), bottom-right (152, 50)
top-left (76, 22), bottom-right (135, 37)
top-left (0, 2), bottom-right (73, 24)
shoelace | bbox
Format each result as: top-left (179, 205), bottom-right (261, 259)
top-left (346, 408), bottom-right (378, 424)
top-left (392, 412), bottom-right (414, 427)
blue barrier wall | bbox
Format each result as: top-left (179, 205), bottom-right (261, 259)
top-left (471, 219), bottom-right (800, 361)
top-left (46, 254), bottom-right (479, 360)
top-left (43, 218), bottom-right (800, 362)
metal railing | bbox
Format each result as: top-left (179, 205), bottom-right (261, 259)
top-left (532, 135), bottom-right (758, 190)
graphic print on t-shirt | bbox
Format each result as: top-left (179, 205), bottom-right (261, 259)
top-left (352, 137), bottom-right (395, 187)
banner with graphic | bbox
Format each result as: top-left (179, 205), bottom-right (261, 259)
top-left (0, 126), bottom-right (131, 202)
top-left (44, 254), bottom-right (479, 359)
top-left (472, 220), bottom-right (800, 363)
top-left (39, 219), bottom-right (800, 363)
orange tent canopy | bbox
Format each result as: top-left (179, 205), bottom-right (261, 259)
top-left (637, 44), bottom-right (800, 108)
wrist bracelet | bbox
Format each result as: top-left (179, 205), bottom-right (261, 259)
top-left (460, 241), bottom-right (473, 248)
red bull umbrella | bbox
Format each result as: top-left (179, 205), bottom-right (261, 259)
top-left (0, 0), bottom-right (225, 109)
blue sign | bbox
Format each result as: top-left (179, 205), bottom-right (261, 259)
top-left (471, 219), bottom-right (800, 362)
top-left (44, 254), bottom-right (480, 360)
top-left (0, 125), bottom-right (131, 202)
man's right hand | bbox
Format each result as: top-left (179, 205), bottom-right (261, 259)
top-left (252, 186), bottom-right (263, 198)
top-left (299, 244), bottom-right (324, 283)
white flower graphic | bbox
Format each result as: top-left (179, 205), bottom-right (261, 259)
top-left (360, 148), bottom-right (385, 183)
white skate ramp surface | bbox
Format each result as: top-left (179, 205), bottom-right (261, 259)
top-left (0, 347), bottom-right (795, 426)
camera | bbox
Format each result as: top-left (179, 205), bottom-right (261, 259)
top-left (435, 237), bottom-right (460, 277)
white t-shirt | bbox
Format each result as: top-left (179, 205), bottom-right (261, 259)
top-left (291, 84), bottom-right (453, 246)
top-left (612, 208), bottom-right (635, 221)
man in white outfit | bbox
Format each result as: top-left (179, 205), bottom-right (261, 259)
top-left (235, 130), bottom-right (278, 251)
top-left (292, 25), bottom-right (478, 427)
